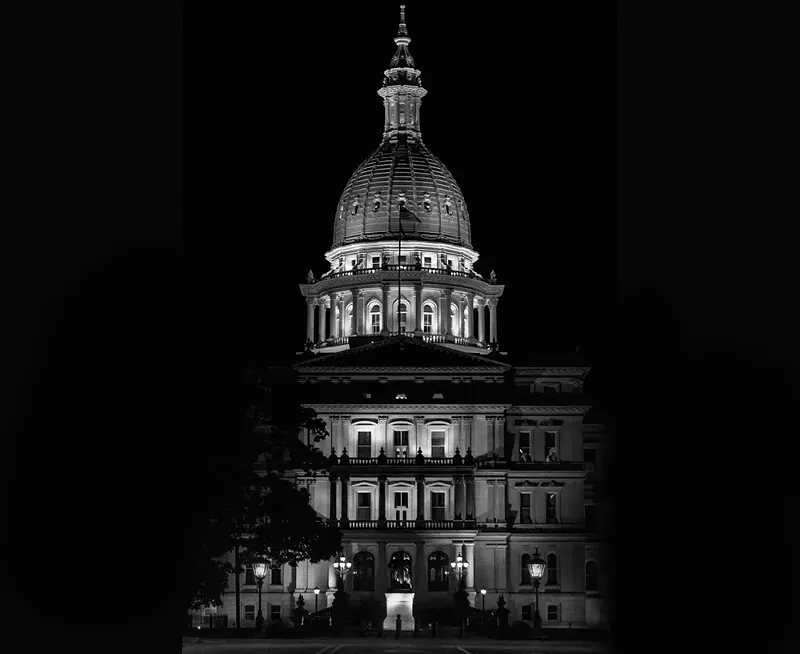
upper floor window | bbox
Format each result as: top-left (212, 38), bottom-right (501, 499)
top-left (353, 552), bottom-right (375, 591)
top-left (450, 304), bottom-right (459, 336)
top-left (520, 493), bottom-right (533, 524)
top-left (430, 430), bottom-right (446, 458)
top-left (546, 553), bottom-right (558, 585)
top-left (585, 560), bottom-right (598, 592)
top-left (394, 491), bottom-right (410, 521)
top-left (398, 302), bottom-right (407, 332)
top-left (545, 432), bottom-right (559, 463)
top-left (430, 491), bottom-right (446, 520)
top-left (372, 256), bottom-right (380, 269)
top-left (427, 551), bottom-right (450, 591)
top-left (584, 448), bottom-right (596, 472)
top-left (546, 492), bottom-right (558, 524)
top-left (370, 305), bottom-right (381, 334)
top-left (394, 430), bottom-right (409, 457)
top-left (245, 568), bottom-right (256, 585)
top-left (270, 565), bottom-right (282, 586)
top-left (357, 492), bottom-right (372, 521)
top-left (423, 304), bottom-right (434, 333)
top-left (519, 432), bottom-right (532, 461)
top-left (423, 256), bottom-right (432, 268)
top-left (521, 553), bottom-right (531, 585)
top-left (357, 431), bottom-right (371, 458)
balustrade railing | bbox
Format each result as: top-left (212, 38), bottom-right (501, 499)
top-left (333, 456), bottom-right (461, 466)
top-left (319, 266), bottom-right (482, 281)
top-left (422, 334), bottom-right (446, 343)
top-left (341, 519), bottom-right (468, 530)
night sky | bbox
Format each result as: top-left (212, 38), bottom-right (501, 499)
top-left (186, 1), bottom-right (617, 398)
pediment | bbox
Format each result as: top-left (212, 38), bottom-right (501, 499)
top-left (540, 480), bottom-right (565, 488)
top-left (294, 337), bottom-right (512, 372)
top-left (514, 480), bottom-right (540, 488)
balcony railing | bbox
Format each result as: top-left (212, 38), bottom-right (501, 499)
top-left (340, 519), bottom-right (477, 530)
top-left (333, 455), bottom-right (463, 466)
top-left (319, 266), bottom-right (485, 281)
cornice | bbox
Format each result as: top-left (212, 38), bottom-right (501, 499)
top-left (304, 404), bottom-right (513, 412)
top-left (515, 367), bottom-right (591, 376)
top-left (297, 366), bottom-right (508, 373)
top-left (299, 272), bottom-right (505, 298)
top-left (507, 406), bottom-right (591, 415)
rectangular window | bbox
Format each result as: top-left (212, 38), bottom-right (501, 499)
top-left (547, 605), bottom-right (559, 621)
top-left (399, 255), bottom-right (407, 264)
top-left (244, 605), bottom-right (255, 622)
top-left (545, 431), bottom-right (558, 462)
top-left (546, 492), bottom-right (558, 524)
top-left (431, 491), bottom-right (446, 520)
top-left (357, 431), bottom-right (371, 458)
top-left (271, 605), bottom-right (281, 622)
top-left (584, 448), bottom-right (596, 472)
top-left (357, 492), bottom-right (372, 521)
top-left (372, 256), bottom-right (380, 268)
top-left (245, 568), bottom-right (255, 585)
top-left (423, 313), bottom-right (432, 332)
top-left (542, 383), bottom-right (559, 394)
top-left (520, 493), bottom-right (532, 524)
top-left (522, 605), bottom-right (532, 621)
top-left (399, 305), bottom-right (407, 332)
top-left (371, 312), bottom-right (381, 334)
top-left (394, 430), bottom-right (409, 457)
top-left (350, 259), bottom-right (356, 269)
top-left (584, 505), bottom-right (596, 530)
top-left (423, 256), bottom-right (432, 268)
top-left (270, 565), bottom-right (282, 586)
top-left (519, 432), bottom-right (531, 461)
top-left (395, 491), bottom-right (409, 521)
top-left (431, 430), bottom-right (446, 458)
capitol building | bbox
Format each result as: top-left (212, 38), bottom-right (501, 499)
top-left (218, 7), bottom-right (609, 631)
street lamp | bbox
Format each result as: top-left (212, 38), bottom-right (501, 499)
top-left (450, 553), bottom-right (470, 590)
top-left (252, 561), bottom-right (269, 628)
top-left (332, 555), bottom-right (351, 590)
top-left (527, 548), bottom-right (546, 637)
top-left (480, 587), bottom-right (487, 611)
top-left (314, 586), bottom-right (320, 612)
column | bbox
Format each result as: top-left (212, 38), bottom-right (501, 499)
top-left (381, 284), bottom-right (390, 334)
top-left (378, 474), bottom-right (387, 528)
top-left (495, 545), bottom-right (508, 592)
top-left (458, 294), bottom-right (466, 338)
top-left (330, 293), bottom-right (338, 338)
top-left (467, 293), bottom-right (475, 342)
top-left (414, 540), bottom-right (426, 593)
top-left (339, 294), bottom-right (346, 338)
top-left (478, 299), bottom-right (486, 344)
top-left (453, 416), bottom-right (462, 454)
top-left (329, 475), bottom-right (338, 522)
top-left (463, 417), bottom-right (473, 451)
top-left (465, 475), bottom-right (475, 520)
top-left (414, 282), bottom-right (423, 334)
top-left (330, 416), bottom-right (340, 453)
top-left (495, 480), bottom-right (506, 525)
top-left (486, 416), bottom-right (496, 454)
top-left (496, 417), bottom-right (506, 459)
top-left (486, 480), bottom-right (495, 521)
top-left (340, 475), bottom-right (350, 527)
top-left (349, 290), bottom-right (358, 336)
top-left (328, 558), bottom-right (337, 591)
top-left (379, 416), bottom-right (388, 456)
top-left (352, 288), bottom-right (363, 335)
top-left (453, 474), bottom-right (464, 521)
top-left (414, 416), bottom-right (424, 454)
top-left (306, 298), bottom-right (315, 342)
top-left (415, 475), bottom-right (425, 527)
top-left (317, 298), bottom-right (327, 343)
top-left (465, 542), bottom-right (475, 590)
top-left (377, 540), bottom-right (387, 594)
top-left (489, 298), bottom-right (498, 344)
top-left (342, 417), bottom-right (351, 454)
top-left (444, 288), bottom-right (453, 336)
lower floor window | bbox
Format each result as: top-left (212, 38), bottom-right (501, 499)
top-left (244, 605), bottom-right (255, 622)
top-left (271, 605), bottom-right (281, 622)
top-left (522, 605), bottom-right (532, 621)
top-left (547, 605), bottom-right (560, 621)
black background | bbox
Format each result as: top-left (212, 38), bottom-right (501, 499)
top-left (3, 2), bottom-right (796, 653)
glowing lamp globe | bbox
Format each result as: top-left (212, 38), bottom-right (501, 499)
top-left (527, 548), bottom-right (546, 580)
top-left (252, 562), bottom-right (269, 580)
top-left (314, 587), bottom-right (320, 595)
top-left (480, 588), bottom-right (487, 595)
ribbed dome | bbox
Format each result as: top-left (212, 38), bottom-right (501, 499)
top-left (331, 136), bottom-right (472, 250)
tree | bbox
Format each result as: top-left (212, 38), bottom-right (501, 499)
top-left (187, 367), bottom-right (342, 610)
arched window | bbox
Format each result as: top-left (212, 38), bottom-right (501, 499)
top-left (398, 302), bottom-right (407, 332)
top-left (423, 304), bottom-right (434, 333)
top-left (388, 551), bottom-right (412, 590)
top-left (585, 560), bottom-right (598, 592)
top-left (546, 553), bottom-right (558, 585)
top-left (352, 552), bottom-right (375, 591)
top-left (450, 303), bottom-right (460, 336)
top-left (521, 553), bottom-right (531, 585)
top-left (345, 304), bottom-right (353, 335)
top-left (370, 304), bottom-right (381, 334)
top-left (427, 551), bottom-right (450, 591)
top-left (463, 306), bottom-right (470, 338)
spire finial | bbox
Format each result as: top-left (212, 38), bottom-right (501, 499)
top-left (397, 5), bottom-right (409, 38)
top-left (400, 5), bottom-right (406, 24)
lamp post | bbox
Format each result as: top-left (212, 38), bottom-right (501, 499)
top-left (332, 555), bottom-right (352, 590)
top-left (480, 587), bottom-right (486, 611)
top-left (314, 586), bottom-right (320, 613)
top-left (450, 553), bottom-right (470, 591)
top-left (252, 561), bottom-right (269, 628)
top-left (451, 551), bottom-right (470, 636)
top-left (527, 548), bottom-right (547, 639)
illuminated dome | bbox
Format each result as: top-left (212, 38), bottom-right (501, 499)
top-left (330, 6), bottom-right (472, 250)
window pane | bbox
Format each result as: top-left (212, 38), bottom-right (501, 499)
top-left (358, 431), bottom-right (371, 445)
top-left (431, 492), bottom-right (445, 519)
top-left (522, 605), bottom-right (531, 621)
top-left (357, 431), bottom-right (371, 458)
top-left (271, 566), bottom-right (281, 585)
top-left (521, 494), bottom-right (531, 508)
top-left (521, 554), bottom-right (531, 584)
top-left (245, 568), bottom-right (255, 585)
top-left (547, 605), bottom-right (558, 620)
top-left (357, 493), bottom-right (371, 508)
top-left (394, 430), bottom-right (409, 446)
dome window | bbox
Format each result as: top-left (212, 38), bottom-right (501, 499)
top-left (443, 196), bottom-right (453, 215)
top-left (351, 196), bottom-right (360, 215)
top-left (373, 193), bottom-right (382, 212)
top-left (397, 192), bottom-right (407, 208)
top-left (423, 193), bottom-right (432, 212)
